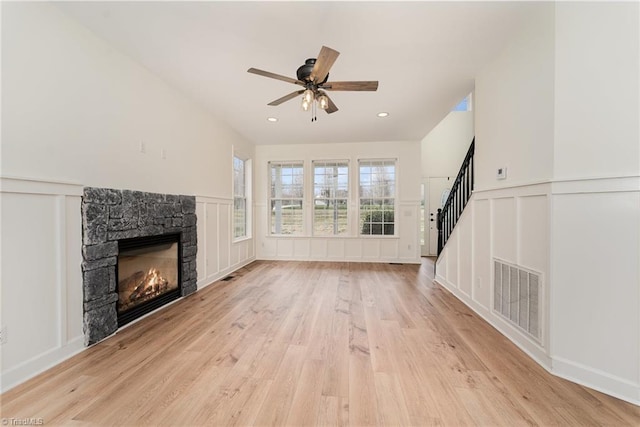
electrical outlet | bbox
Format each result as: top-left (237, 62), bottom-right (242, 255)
top-left (0, 326), bottom-right (7, 345)
top-left (139, 141), bottom-right (146, 153)
top-left (161, 148), bottom-right (167, 159)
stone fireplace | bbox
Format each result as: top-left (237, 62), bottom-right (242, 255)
top-left (81, 187), bottom-right (197, 345)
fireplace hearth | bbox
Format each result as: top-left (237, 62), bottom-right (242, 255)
top-left (81, 187), bottom-right (197, 345)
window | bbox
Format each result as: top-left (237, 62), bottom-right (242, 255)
top-left (452, 93), bottom-right (472, 111)
top-left (313, 161), bottom-right (348, 236)
top-left (359, 159), bottom-right (396, 236)
top-left (233, 156), bottom-right (248, 239)
top-left (269, 161), bottom-right (304, 235)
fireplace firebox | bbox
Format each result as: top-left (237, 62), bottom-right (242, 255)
top-left (116, 233), bottom-right (182, 326)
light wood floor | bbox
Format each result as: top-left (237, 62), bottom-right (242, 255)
top-left (2, 259), bottom-right (639, 426)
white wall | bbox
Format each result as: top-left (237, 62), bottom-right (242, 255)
top-left (438, 1), bottom-right (640, 405)
top-left (554, 2), bottom-right (640, 180)
top-left (2, 2), bottom-right (253, 196)
top-left (421, 110), bottom-right (474, 178)
top-left (474, 5), bottom-right (555, 190)
top-left (254, 141), bottom-right (421, 263)
top-left (1, 3), bottom-right (255, 391)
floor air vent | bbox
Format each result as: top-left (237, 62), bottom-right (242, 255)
top-left (493, 259), bottom-right (541, 341)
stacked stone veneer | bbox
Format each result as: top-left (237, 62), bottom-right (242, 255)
top-left (81, 187), bottom-right (197, 345)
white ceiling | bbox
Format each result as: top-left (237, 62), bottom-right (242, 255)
top-left (55, 1), bottom-right (541, 146)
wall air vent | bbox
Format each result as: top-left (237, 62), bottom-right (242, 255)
top-left (493, 259), bottom-right (541, 341)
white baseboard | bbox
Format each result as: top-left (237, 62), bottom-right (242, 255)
top-left (256, 256), bottom-right (422, 265)
top-left (197, 256), bottom-right (257, 289)
top-left (1, 336), bottom-right (85, 393)
top-left (552, 356), bottom-right (640, 406)
top-left (435, 276), bottom-right (640, 407)
top-left (434, 277), bottom-right (552, 370)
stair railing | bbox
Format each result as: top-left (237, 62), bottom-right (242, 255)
top-left (437, 138), bottom-right (474, 256)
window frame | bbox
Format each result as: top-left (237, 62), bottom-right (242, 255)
top-left (358, 158), bottom-right (397, 237)
top-left (233, 154), bottom-right (251, 241)
top-left (268, 160), bottom-right (305, 236)
top-left (312, 160), bottom-right (349, 237)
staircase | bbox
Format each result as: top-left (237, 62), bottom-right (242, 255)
top-left (437, 138), bottom-right (475, 256)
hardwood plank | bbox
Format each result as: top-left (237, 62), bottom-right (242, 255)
top-left (285, 359), bottom-right (325, 426)
top-left (1, 259), bottom-right (638, 426)
top-left (374, 372), bottom-right (412, 426)
top-left (317, 395), bottom-right (349, 427)
top-left (348, 353), bottom-right (380, 426)
top-left (252, 344), bottom-right (307, 426)
top-left (363, 306), bottom-right (394, 373)
top-left (321, 306), bottom-right (350, 398)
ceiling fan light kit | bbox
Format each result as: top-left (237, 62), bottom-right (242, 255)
top-left (248, 46), bottom-right (379, 121)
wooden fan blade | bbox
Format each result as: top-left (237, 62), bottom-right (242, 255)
top-left (310, 46), bottom-right (340, 84)
top-left (322, 81), bottom-right (379, 91)
top-left (247, 68), bottom-right (304, 86)
top-left (268, 90), bottom-right (304, 106)
top-left (324, 94), bottom-right (338, 114)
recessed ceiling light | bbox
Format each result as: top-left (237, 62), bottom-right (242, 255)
top-left (377, 112), bottom-right (389, 118)
top-left (267, 117), bottom-right (278, 122)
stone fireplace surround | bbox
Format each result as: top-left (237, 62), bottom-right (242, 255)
top-left (81, 187), bottom-right (197, 345)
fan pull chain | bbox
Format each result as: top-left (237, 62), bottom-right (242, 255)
top-left (311, 99), bottom-right (317, 122)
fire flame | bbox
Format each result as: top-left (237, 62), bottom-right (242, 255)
top-left (147, 268), bottom-right (162, 291)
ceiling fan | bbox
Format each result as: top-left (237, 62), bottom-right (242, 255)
top-left (248, 46), bottom-right (378, 120)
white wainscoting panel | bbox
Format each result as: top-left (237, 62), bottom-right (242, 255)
top-left (327, 239), bottom-right (345, 260)
top-left (1, 177), bottom-right (84, 393)
top-left (492, 197), bottom-right (517, 263)
top-left (195, 202), bottom-right (207, 284)
top-left (458, 203), bottom-right (473, 298)
top-left (362, 239), bottom-right (380, 259)
top-left (310, 240), bottom-right (328, 259)
top-left (293, 239), bottom-right (311, 259)
top-left (277, 239), bottom-right (294, 258)
top-left (446, 230), bottom-right (459, 288)
top-left (472, 199), bottom-right (491, 310)
top-left (195, 196), bottom-right (255, 289)
top-left (518, 195), bottom-right (549, 274)
top-left (381, 239), bottom-right (399, 259)
top-left (65, 196), bottom-right (83, 344)
top-left (435, 183), bottom-right (552, 372)
top-left (436, 177), bottom-right (640, 405)
top-left (345, 240), bottom-right (363, 260)
top-left (550, 181), bottom-right (640, 404)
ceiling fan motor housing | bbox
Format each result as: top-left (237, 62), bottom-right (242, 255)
top-left (297, 58), bottom-right (328, 84)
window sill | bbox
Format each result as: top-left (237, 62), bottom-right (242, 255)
top-left (233, 236), bottom-right (252, 243)
top-left (265, 235), bottom-right (399, 239)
